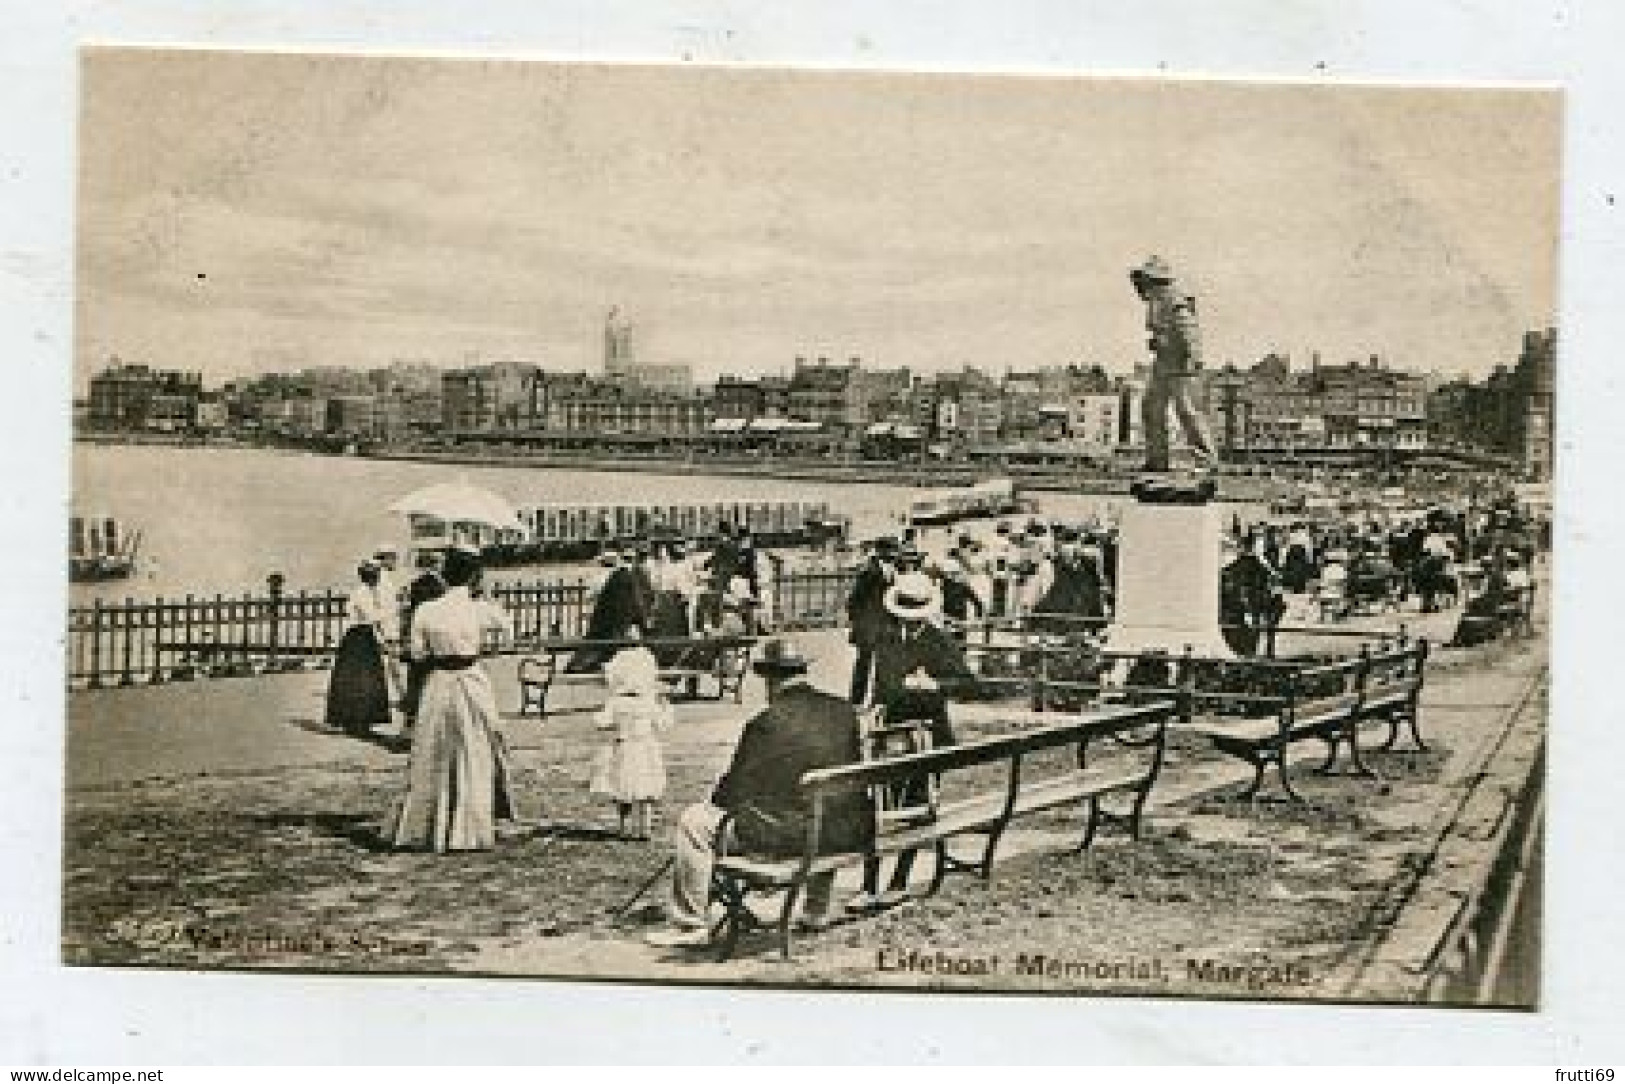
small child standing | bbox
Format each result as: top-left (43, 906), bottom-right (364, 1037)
top-left (590, 641), bottom-right (674, 840)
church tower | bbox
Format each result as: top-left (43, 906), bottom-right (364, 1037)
top-left (604, 306), bottom-right (634, 379)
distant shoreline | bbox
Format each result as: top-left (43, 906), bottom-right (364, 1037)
top-left (74, 433), bottom-right (1291, 502)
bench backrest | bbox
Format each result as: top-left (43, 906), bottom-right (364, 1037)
top-left (1288, 639), bottom-right (1428, 717)
top-left (797, 698), bottom-right (1178, 799)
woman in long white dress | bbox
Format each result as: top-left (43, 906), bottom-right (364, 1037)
top-left (384, 548), bottom-right (519, 852)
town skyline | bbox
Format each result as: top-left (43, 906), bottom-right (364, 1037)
top-left (77, 50), bottom-right (1560, 393)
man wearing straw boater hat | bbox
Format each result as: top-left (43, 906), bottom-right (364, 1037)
top-left (1130, 254), bottom-right (1218, 473)
top-left (871, 570), bottom-right (974, 711)
top-left (843, 570), bottom-right (975, 913)
top-left (645, 638), bottom-right (869, 948)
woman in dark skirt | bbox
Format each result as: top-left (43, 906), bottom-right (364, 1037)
top-left (325, 561), bottom-right (394, 737)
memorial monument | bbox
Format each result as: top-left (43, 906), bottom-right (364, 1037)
top-left (1104, 256), bottom-right (1231, 658)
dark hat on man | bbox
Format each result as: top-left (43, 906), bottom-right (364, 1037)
top-left (752, 638), bottom-right (810, 678)
top-left (895, 547), bottom-right (926, 570)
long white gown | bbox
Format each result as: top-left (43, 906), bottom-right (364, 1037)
top-left (384, 587), bottom-right (517, 852)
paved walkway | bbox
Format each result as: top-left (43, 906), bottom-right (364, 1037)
top-left (67, 631), bottom-right (851, 789)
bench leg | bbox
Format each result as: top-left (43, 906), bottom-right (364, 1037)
top-left (711, 905), bottom-right (743, 963)
top-left (977, 824), bottom-right (1009, 881)
top-left (776, 882), bottom-right (803, 961)
top-left (1378, 710), bottom-right (1402, 751)
top-left (1077, 784), bottom-right (1154, 853)
top-left (1274, 756), bottom-right (1305, 803)
top-left (1238, 754), bottom-right (1269, 802)
top-left (1077, 797), bottom-right (1102, 851)
top-left (1405, 705), bottom-right (1429, 752)
top-left (1127, 781), bottom-right (1153, 839)
top-left (1314, 734), bottom-right (1344, 774)
top-left (1233, 747), bottom-right (1304, 804)
top-left (926, 840), bottom-right (951, 896)
top-left (1312, 729), bottom-right (1377, 779)
top-left (708, 871), bottom-right (763, 963)
top-left (1346, 724), bottom-right (1378, 779)
top-left (1376, 705), bottom-right (1429, 753)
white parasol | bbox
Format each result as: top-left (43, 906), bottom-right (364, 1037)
top-left (388, 480), bottom-right (525, 532)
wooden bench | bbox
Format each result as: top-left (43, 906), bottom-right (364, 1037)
top-left (516, 635), bottom-right (756, 717)
top-left (1191, 639), bottom-right (1430, 803)
top-left (706, 698), bottom-right (1178, 960)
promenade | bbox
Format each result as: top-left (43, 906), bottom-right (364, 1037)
top-left (63, 602), bottom-right (1545, 1000)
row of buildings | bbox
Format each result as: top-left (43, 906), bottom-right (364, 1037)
top-left (79, 312), bottom-right (1556, 474)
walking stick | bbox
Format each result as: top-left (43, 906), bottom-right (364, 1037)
top-left (612, 856), bottom-right (676, 923)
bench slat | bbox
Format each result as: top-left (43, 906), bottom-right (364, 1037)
top-left (801, 700), bottom-right (1176, 794)
top-left (714, 765), bottom-right (1153, 882)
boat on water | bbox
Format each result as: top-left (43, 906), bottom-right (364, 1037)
top-left (69, 514), bottom-right (142, 582)
top-left (906, 478), bottom-right (1030, 527)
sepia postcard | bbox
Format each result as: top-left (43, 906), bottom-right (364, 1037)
top-left (67, 47), bottom-right (1557, 1008)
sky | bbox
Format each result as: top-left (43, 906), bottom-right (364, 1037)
top-left (75, 49), bottom-right (1562, 391)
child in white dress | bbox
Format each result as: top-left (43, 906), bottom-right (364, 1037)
top-left (590, 642), bottom-right (675, 840)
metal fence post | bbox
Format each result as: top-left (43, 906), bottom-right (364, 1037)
top-left (149, 597), bottom-right (167, 683)
top-left (88, 600), bottom-right (103, 689)
top-left (266, 572), bottom-right (285, 672)
top-left (118, 597), bottom-right (135, 687)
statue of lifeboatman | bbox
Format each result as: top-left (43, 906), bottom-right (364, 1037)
top-left (1131, 255), bottom-right (1218, 474)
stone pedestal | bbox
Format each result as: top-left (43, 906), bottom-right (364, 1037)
top-left (1105, 496), bottom-right (1232, 658)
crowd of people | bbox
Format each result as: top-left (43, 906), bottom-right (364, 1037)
top-left (311, 483), bottom-right (1546, 949)
top-left (316, 524), bottom-right (795, 862)
top-left (569, 522), bottom-right (779, 671)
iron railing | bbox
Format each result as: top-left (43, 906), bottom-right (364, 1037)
top-left (66, 569), bottom-right (855, 690)
top-left (67, 579), bottom-right (594, 690)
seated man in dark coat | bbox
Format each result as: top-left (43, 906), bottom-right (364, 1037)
top-left (646, 640), bottom-right (871, 948)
